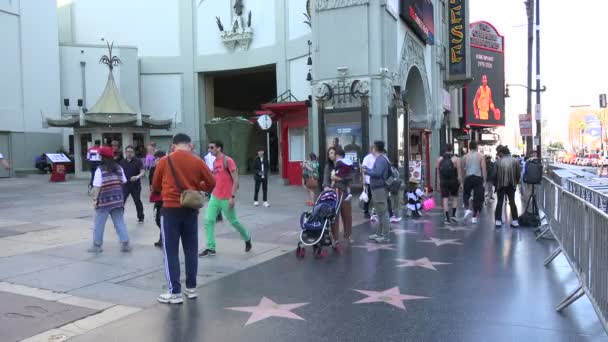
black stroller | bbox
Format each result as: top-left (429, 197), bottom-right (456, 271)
top-left (296, 189), bottom-right (343, 258)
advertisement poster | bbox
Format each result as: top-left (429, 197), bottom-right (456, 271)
top-left (519, 114), bottom-right (533, 137)
top-left (409, 160), bottom-right (422, 181)
top-left (400, 0), bottom-right (435, 45)
top-left (447, 0), bottom-right (470, 83)
top-left (326, 124), bottom-right (363, 164)
top-left (45, 153), bottom-right (71, 163)
top-left (466, 22), bottom-right (505, 127)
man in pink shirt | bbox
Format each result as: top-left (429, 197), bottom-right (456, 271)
top-left (199, 140), bottom-right (252, 257)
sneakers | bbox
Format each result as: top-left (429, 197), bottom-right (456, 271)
top-left (87, 245), bottom-right (102, 253)
top-left (471, 217), bottom-right (478, 224)
top-left (183, 288), bottom-right (198, 299)
top-left (511, 220), bottom-right (520, 228)
top-left (495, 220), bottom-right (503, 228)
top-left (199, 249), bottom-right (216, 257)
top-left (346, 237), bottom-right (355, 244)
top-left (263, 202), bottom-right (270, 208)
top-left (138, 218), bottom-right (144, 224)
top-left (154, 239), bottom-right (163, 248)
top-left (368, 233), bottom-right (380, 240)
top-left (370, 215), bottom-right (379, 222)
top-left (120, 242), bottom-right (132, 253)
top-left (463, 210), bottom-right (473, 220)
top-left (390, 216), bottom-right (402, 223)
top-left (374, 236), bottom-right (390, 244)
top-left (254, 201), bottom-right (260, 207)
top-left (158, 292), bottom-right (183, 304)
top-left (444, 217), bottom-right (452, 225)
top-left (245, 239), bottom-right (252, 252)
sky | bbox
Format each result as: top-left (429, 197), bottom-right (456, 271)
top-left (469, 0), bottom-right (608, 147)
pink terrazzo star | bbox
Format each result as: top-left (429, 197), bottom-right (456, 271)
top-left (226, 297), bottom-right (309, 326)
top-left (419, 237), bottom-right (463, 246)
top-left (353, 286), bottom-right (429, 310)
top-left (395, 257), bottom-right (451, 270)
top-left (353, 242), bottom-right (396, 251)
top-left (391, 228), bottom-right (418, 235)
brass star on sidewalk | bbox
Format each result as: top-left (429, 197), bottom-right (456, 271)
top-left (353, 287), bottom-right (429, 310)
top-left (226, 297), bottom-right (309, 326)
top-left (353, 242), bottom-right (396, 252)
top-left (395, 257), bottom-right (451, 271)
top-left (419, 237), bottom-right (463, 246)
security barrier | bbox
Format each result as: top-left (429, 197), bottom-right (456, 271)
top-left (538, 177), bottom-right (608, 333)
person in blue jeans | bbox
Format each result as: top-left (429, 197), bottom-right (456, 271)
top-left (88, 146), bottom-right (132, 253)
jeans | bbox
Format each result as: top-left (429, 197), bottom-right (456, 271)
top-left (371, 188), bottom-right (390, 238)
top-left (123, 182), bottom-right (144, 220)
top-left (463, 175), bottom-right (485, 215)
top-left (204, 195), bottom-right (251, 250)
top-left (161, 207), bottom-right (199, 294)
top-left (93, 207), bottom-right (130, 246)
top-left (495, 186), bottom-right (518, 222)
top-left (254, 177), bottom-right (268, 202)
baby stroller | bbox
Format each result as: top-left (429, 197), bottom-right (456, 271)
top-left (296, 189), bottom-right (343, 258)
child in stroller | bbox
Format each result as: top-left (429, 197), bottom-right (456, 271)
top-left (296, 189), bottom-right (343, 258)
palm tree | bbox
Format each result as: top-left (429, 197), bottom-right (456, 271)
top-left (577, 120), bottom-right (587, 153)
top-left (99, 41), bottom-right (121, 71)
top-left (598, 109), bottom-right (607, 155)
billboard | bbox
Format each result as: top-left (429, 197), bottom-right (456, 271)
top-left (400, 0), bottom-right (435, 45)
top-left (447, 0), bottom-right (471, 83)
top-left (465, 22), bottom-right (505, 127)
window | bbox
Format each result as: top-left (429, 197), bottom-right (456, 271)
top-left (289, 128), bottom-right (306, 162)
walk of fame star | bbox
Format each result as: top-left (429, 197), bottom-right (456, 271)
top-left (419, 237), bottom-right (463, 246)
top-left (391, 228), bottom-right (418, 235)
top-left (395, 257), bottom-right (451, 270)
top-left (353, 242), bottom-right (396, 251)
top-left (226, 297), bottom-right (309, 326)
top-left (353, 287), bottom-right (429, 310)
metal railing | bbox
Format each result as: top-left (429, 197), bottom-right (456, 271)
top-left (537, 177), bottom-right (608, 333)
top-left (567, 178), bottom-right (608, 214)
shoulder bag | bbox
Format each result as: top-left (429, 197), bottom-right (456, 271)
top-left (167, 155), bottom-right (205, 209)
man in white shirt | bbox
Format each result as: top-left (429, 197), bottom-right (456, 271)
top-left (87, 140), bottom-right (102, 189)
top-left (361, 146), bottom-right (376, 220)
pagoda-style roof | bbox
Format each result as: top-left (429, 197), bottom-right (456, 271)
top-left (44, 45), bottom-right (173, 130)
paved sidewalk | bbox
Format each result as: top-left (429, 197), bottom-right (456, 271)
top-left (0, 174), bottom-right (351, 341)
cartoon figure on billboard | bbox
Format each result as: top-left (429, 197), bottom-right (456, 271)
top-left (473, 74), bottom-right (501, 121)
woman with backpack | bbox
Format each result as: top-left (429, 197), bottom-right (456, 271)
top-left (88, 146), bottom-right (132, 253)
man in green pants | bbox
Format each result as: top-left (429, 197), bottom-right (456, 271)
top-left (199, 140), bottom-right (252, 257)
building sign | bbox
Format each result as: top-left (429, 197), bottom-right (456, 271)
top-left (519, 114), bottom-right (533, 137)
top-left (465, 21), bottom-right (505, 127)
top-left (400, 0), bottom-right (435, 45)
top-left (447, 0), bottom-right (470, 83)
top-left (481, 133), bottom-right (498, 141)
top-left (325, 111), bottom-right (363, 164)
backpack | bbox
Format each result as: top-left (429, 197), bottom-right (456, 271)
top-left (523, 159), bottom-right (543, 184)
top-left (439, 153), bottom-right (457, 180)
top-left (487, 160), bottom-right (497, 183)
top-left (383, 156), bottom-right (402, 194)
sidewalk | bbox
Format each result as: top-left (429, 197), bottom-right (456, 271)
top-left (0, 174), bottom-right (360, 341)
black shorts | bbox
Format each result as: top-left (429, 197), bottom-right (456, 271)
top-left (440, 180), bottom-right (459, 198)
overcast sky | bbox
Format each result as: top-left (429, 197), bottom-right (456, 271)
top-left (469, 0), bottom-right (608, 145)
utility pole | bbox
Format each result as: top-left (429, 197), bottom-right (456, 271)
top-left (525, 0), bottom-right (534, 156)
top-left (535, 0), bottom-right (541, 158)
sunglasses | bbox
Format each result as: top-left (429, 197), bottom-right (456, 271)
top-left (208, 146), bottom-right (215, 150)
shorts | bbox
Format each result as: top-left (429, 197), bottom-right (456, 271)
top-left (440, 180), bottom-right (459, 198)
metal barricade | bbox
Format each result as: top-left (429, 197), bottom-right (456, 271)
top-left (539, 177), bottom-right (608, 333)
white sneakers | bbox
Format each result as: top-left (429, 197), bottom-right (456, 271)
top-left (263, 202), bottom-right (270, 207)
top-left (463, 210), bottom-right (473, 220)
top-left (390, 216), bottom-right (402, 223)
top-left (158, 288), bottom-right (198, 304)
top-left (511, 220), bottom-right (520, 228)
top-left (471, 217), bottom-right (478, 224)
top-left (254, 201), bottom-right (270, 207)
top-left (495, 220), bottom-right (503, 228)
top-left (183, 288), bottom-right (198, 299)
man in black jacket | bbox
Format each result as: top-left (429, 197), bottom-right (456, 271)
top-left (253, 147), bottom-right (270, 207)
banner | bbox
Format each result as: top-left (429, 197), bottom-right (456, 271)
top-left (519, 114), bottom-right (533, 137)
top-left (447, 0), bottom-right (470, 83)
top-left (466, 22), bottom-right (505, 127)
top-left (400, 0), bottom-right (435, 45)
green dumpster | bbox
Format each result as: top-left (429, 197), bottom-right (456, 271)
top-left (205, 117), bottom-right (253, 174)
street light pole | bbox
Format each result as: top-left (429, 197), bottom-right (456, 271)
top-left (535, 0), bottom-right (542, 158)
top-left (525, 0), bottom-right (534, 156)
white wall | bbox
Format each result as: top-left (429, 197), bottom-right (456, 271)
top-left (0, 11), bottom-right (23, 132)
top-left (69, 0), bottom-right (179, 57)
top-left (20, 0), bottom-right (61, 132)
top-left (197, 0), bottom-right (275, 55)
top-left (0, 0), bottom-right (19, 14)
top-left (289, 56), bottom-right (311, 101)
top-left (140, 74), bottom-right (182, 123)
top-left (288, 0), bottom-right (310, 40)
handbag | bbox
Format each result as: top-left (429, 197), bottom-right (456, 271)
top-left (167, 156), bottom-right (205, 209)
top-left (422, 198), bottom-right (436, 212)
top-left (305, 177), bottom-right (318, 190)
top-left (358, 188), bottom-right (369, 210)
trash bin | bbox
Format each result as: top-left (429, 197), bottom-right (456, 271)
top-left (205, 117), bottom-right (253, 174)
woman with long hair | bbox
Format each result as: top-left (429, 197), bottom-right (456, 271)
top-left (322, 147), bottom-right (353, 244)
top-left (89, 146), bottom-right (132, 253)
top-left (302, 152), bottom-right (319, 206)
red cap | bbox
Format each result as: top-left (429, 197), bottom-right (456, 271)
top-left (98, 146), bottom-right (114, 159)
